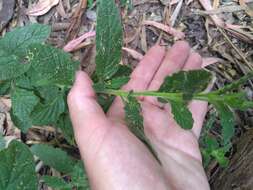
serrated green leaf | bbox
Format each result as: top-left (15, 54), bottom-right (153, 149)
top-left (42, 176), bottom-right (72, 190)
top-left (70, 162), bottom-right (89, 189)
top-left (211, 149), bottom-right (229, 167)
top-left (221, 93), bottom-right (253, 110)
top-left (216, 70), bottom-right (253, 94)
top-left (201, 136), bottom-right (216, 167)
top-left (0, 81), bottom-right (11, 95)
top-left (0, 141), bottom-right (37, 190)
top-left (123, 96), bottom-right (145, 140)
top-left (31, 144), bottom-right (76, 173)
top-left (56, 114), bottom-right (75, 145)
top-left (240, 101), bottom-right (253, 109)
top-left (93, 82), bottom-right (106, 92)
top-left (0, 50), bottom-right (31, 80)
top-left (11, 88), bottom-right (39, 132)
top-left (97, 95), bottom-right (115, 112)
top-left (36, 85), bottom-right (62, 102)
top-left (28, 44), bottom-right (78, 86)
top-left (42, 162), bottom-right (89, 190)
top-left (106, 76), bottom-right (130, 89)
top-left (94, 76), bottom-right (129, 92)
top-left (204, 136), bottom-right (219, 150)
top-left (201, 149), bottom-right (212, 168)
top-left (123, 96), bottom-right (159, 160)
top-left (214, 102), bottom-right (235, 144)
top-left (159, 70), bottom-right (212, 100)
top-left (170, 100), bottom-right (194, 129)
top-left (0, 24), bottom-right (51, 80)
top-left (14, 74), bottom-right (33, 90)
top-left (31, 92), bottom-right (66, 126)
top-left (113, 65), bottom-right (132, 77)
top-left (96, 0), bottom-right (123, 80)
top-left (0, 24), bottom-right (50, 55)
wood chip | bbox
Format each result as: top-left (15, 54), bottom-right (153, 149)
top-left (198, 0), bottom-right (225, 27)
top-left (63, 31), bottom-right (96, 52)
top-left (202, 57), bottom-right (225, 68)
top-left (26, 0), bottom-right (60, 16)
top-left (143, 20), bottom-right (185, 39)
top-left (66, 0), bottom-right (87, 41)
top-left (239, 0), bottom-right (253, 17)
top-left (122, 47), bottom-right (144, 60)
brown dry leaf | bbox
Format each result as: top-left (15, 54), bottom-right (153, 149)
top-left (202, 57), bottom-right (225, 68)
top-left (213, 0), bottom-right (220, 9)
top-left (198, 0), bottom-right (225, 27)
top-left (239, 0), bottom-right (253, 17)
top-left (81, 45), bottom-right (96, 75)
top-left (56, 0), bottom-right (67, 18)
top-left (141, 14), bottom-right (148, 52)
top-left (159, 0), bottom-right (170, 5)
top-left (141, 26), bottom-right (148, 52)
top-left (187, 0), bottom-right (194, 5)
top-left (133, 0), bottom-right (159, 6)
top-left (197, 5), bottom-right (244, 14)
top-left (226, 24), bottom-right (253, 44)
top-left (143, 20), bottom-right (185, 39)
top-left (122, 47), bottom-right (144, 60)
top-left (170, 0), bottom-right (183, 26)
top-left (26, 0), bottom-right (60, 16)
top-left (160, 0), bottom-right (181, 5)
top-left (66, 0), bottom-right (87, 41)
top-left (171, 0), bottom-right (182, 5)
top-left (198, 0), bottom-right (252, 43)
top-left (63, 31), bottom-right (96, 52)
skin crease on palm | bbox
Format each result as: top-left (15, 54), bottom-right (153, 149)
top-left (67, 41), bottom-right (211, 190)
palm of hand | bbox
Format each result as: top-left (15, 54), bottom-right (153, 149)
top-left (68, 41), bottom-right (210, 190)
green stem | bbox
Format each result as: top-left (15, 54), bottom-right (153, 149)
top-left (96, 88), bottom-right (244, 103)
top-left (96, 89), bottom-right (215, 102)
top-left (213, 70), bottom-right (253, 94)
top-left (96, 89), bottom-right (184, 101)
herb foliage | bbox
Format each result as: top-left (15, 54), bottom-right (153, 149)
top-left (0, 0), bottom-right (252, 188)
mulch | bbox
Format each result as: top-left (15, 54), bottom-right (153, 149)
top-left (0, 0), bottom-right (253, 188)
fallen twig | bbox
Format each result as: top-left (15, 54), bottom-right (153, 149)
top-left (66, 0), bottom-right (87, 41)
top-left (143, 20), bottom-right (185, 39)
top-left (122, 47), bottom-right (144, 60)
top-left (64, 31), bottom-right (96, 52)
top-left (218, 27), bottom-right (253, 70)
top-left (26, 0), bottom-right (60, 16)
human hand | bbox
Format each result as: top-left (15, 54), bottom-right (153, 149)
top-left (68, 41), bottom-right (210, 190)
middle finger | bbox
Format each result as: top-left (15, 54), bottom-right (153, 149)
top-left (145, 41), bottom-right (190, 105)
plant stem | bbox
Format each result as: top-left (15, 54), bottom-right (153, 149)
top-left (96, 88), bottom-right (245, 103)
top-left (96, 89), bottom-right (184, 101)
top-left (212, 70), bottom-right (253, 94)
top-left (96, 89), bottom-right (215, 102)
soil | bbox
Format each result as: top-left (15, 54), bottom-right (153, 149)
top-left (211, 129), bottom-right (253, 190)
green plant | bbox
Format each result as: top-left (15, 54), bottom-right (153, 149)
top-left (0, 0), bottom-right (252, 189)
top-left (88, 0), bottom-right (94, 8)
top-left (200, 114), bottom-right (230, 167)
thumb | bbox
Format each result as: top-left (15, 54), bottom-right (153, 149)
top-left (67, 71), bottom-right (110, 154)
